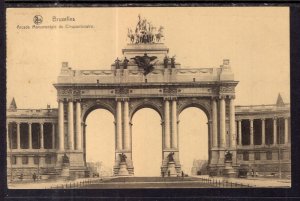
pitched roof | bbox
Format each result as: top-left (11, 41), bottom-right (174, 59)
top-left (276, 93), bottom-right (285, 106)
top-left (9, 97), bottom-right (17, 110)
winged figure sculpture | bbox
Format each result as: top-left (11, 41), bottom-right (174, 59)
top-left (131, 53), bottom-right (158, 76)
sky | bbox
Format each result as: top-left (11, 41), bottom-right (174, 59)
top-left (6, 7), bottom-right (290, 176)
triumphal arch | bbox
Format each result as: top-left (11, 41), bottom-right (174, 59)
top-left (53, 17), bottom-right (238, 176)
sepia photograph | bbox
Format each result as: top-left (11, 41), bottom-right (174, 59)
top-left (6, 7), bottom-right (291, 190)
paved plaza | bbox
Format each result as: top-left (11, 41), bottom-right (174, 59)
top-left (7, 175), bottom-right (291, 189)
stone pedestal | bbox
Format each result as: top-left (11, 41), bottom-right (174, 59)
top-left (167, 162), bottom-right (178, 177)
top-left (118, 162), bottom-right (129, 176)
top-left (61, 165), bottom-right (70, 179)
top-left (223, 161), bottom-right (236, 178)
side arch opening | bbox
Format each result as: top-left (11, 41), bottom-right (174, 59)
top-left (84, 108), bottom-right (115, 177)
top-left (178, 106), bottom-right (209, 176)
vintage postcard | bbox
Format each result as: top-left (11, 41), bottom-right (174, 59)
top-left (6, 7), bottom-right (290, 190)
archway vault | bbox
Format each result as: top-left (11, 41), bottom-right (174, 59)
top-left (129, 98), bottom-right (164, 122)
top-left (82, 99), bottom-right (116, 123)
top-left (177, 97), bottom-right (211, 120)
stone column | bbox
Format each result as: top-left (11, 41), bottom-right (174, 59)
top-left (17, 122), bottom-right (20, 149)
top-left (273, 118), bottom-right (277, 145)
top-left (212, 98), bottom-right (218, 148)
top-left (58, 100), bottom-right (64, 151)
top-left (261, 119), bottom-right (265, 146)
top-left (171, 98), bottom-right (178, 149)
top-left (129, 121), bottom-right (133, 151)
top-left (229, 97), bottom-right (236, 147)
top-left (238, 120), bottom-right (242, 145)
top-left (177, 120), bottom-right (180, 149)
top-left (76, 101), bottom-right (82, 150)
top-left (284, 117), bottom-right (289, 144)
top-left (52, 123), bottom-right (55, 149)
top-left (250, 119), bottom-right (254, 146)
top-left (164, 99), bottom-right (170, 149)
top-left (68, 100), bottom-right (74, 150)
top-left (116, 100), bottom-right (122, 150)
top-left (28, 123), bottom-right (32, 149)
top-left (219, 96), bottom-right (226, 148)
top-left (123, 99), bottom-right (130, 150)
top-left (40, 123), bottom-right (44, 149)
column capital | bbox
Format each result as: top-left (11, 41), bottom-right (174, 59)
top-left (228, 95), bottom-right (236, 99)
top-left (115, 97), bottom-right (125, 102)
top-left (67, 98), bottom-right (74, 102)
top-left (260, 118), bottom-right (266, 121)
top-left (170, 97), bottom-right (177, 101)
top-left (57, 98), bottom-right (65, 102)
top-left (28, 122), bottom-right (32, 125)
top-left (163, 97), bottom-right (171, 101)
top-left (124, 97), bottom-right (130, 102)
top-left (211, 96), bottom-right (218, 101)
top-left (273, 117), bottom-right (278, 120)
top-left (218, 95), bottom-right (226, 100)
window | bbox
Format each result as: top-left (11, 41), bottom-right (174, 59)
top-left (267, 151), bottom-right (272, 160)
top-left (34, 155), bottom-right (39, 164)
top-left (45, 154), bottom-right (52, 164)
top-left (254, 152), bottom-right (260, 160)
top-left (22, 156), bottom-right (28, 164)
top-left (12, 156), bottom-right (17, 164)
top-left (243, 152), bottom-right (249, 161)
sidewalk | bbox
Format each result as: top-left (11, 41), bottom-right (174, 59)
top-left (7, 177), bottom-right (110, 189)
top-left (194, 175), bottom-right (291, 188)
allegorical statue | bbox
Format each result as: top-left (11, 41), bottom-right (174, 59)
top-left (119, 153), bottom-right (127, 163)
top-left (163, 55), bottom-right (169, 68)
top-left (131, 53), bottom-right (157, 76)
top-left (123, 57), bottom-right (129, 69)
top-left (171, 56), bottom-right (176, 68)
top-left (225, 150), bottom-right (233, 162)
top-left (115, 57), bottom-right (120, 69)
top-left (127, 14), bottom-right (164, 44)
top-left (167, 152), bottom-right (175, 162)
top-left (62, 153), bottom-right (70, 164)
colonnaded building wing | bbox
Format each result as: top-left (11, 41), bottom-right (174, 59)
top-left (6, 16), bottom-right (290, 181)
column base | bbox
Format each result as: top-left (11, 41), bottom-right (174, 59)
top-left (114, 151), bottom-right (134, 176)
top-left (118, 162), bottom-right (130, 176)
top-left (161, 150), bottom-right (181, 176)
top-left (166, 162), bottom-right (178, 177)
top-left (223, 161), bottom-right (237, 178)
top-left (55, 151), bottom-right (86, 179)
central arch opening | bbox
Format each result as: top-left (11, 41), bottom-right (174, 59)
top-left (132, 108), bottom-right (162, 176)
top-left (85, 109), bottom-right (115, 177)
top-left (179, 107), bottom-right (209, 176)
